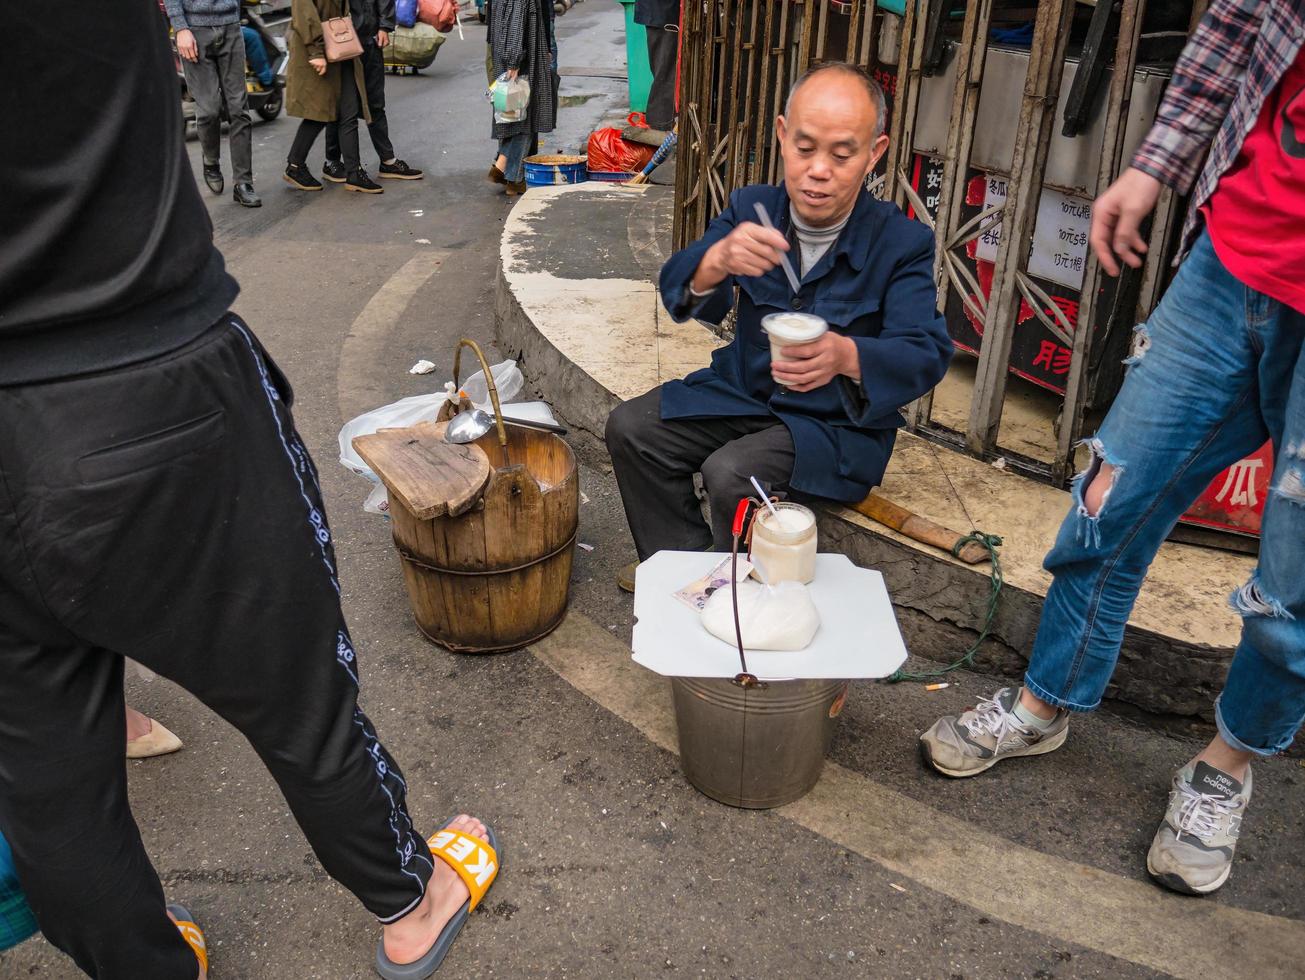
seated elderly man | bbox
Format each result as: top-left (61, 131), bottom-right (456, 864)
top-left (605, 61), bottom-right (953, 587)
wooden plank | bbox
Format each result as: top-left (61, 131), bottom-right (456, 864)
top-left (351, 420), bottom-right (490, 521)
top-left (964, 0), bottom-right (1076, 457)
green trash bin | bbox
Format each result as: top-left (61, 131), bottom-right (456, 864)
top-left (616, 0), bottom-right (652, 114)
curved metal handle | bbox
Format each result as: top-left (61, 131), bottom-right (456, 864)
top-left (451, 338), bottom-right (509, 464)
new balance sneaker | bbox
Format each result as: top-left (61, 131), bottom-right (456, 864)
top-left (1147, 761), bottom-right (1251, 895)
top-left (379, 159), bottom-right (424, 179)
top-left (920, 686), bottom-right (1069, 778)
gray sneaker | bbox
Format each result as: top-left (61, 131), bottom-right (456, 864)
top-left (1147, 761), bottom-right (1252, 895)
top-left (919, 686), bottom-right (1069, 778)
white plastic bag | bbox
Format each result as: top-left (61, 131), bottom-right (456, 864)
top-left (488, 72), bottom-right (531, 123)
top-left (700, 579), bottom-right (821, 651)
top-left (337, 359), bottom-right (524, 480)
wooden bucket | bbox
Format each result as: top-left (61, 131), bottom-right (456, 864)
top-left (388, 341), bottom-right (579, 653)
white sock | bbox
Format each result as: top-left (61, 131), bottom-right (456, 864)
top-left (1012, 692), bottom-right (1057, 731)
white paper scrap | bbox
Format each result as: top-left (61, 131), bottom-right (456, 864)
top-left (408, 359), bottom-right (437, 375)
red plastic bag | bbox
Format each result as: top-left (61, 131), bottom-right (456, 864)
top-left (417, 0), bottom-right (456, 32)
top-left (587, 128), bottom-right (656, 174)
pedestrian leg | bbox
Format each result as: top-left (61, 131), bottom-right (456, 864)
top-left (0, 319), bottom-right (438, 940)
top-left (699, 423), bottom-right (797, 552)
top-left (214, 23), bottom-right (254, 186)
top-left (605, 387), bottom-right (780, 560)
top-left (181, 27), bottom-right (223, 173)
top-left (644, 25), bottom-right (678, 131)
top-left (362, 43), bottom-right (395, 162)
top-left (0, 620), bottom-right (198, 978)
top-left (338, 67), bottom-right (364, 175)
top-left (1022, 234), bottom-right (1272, 714)
top-left (1213, 305), bottom-right (1305, 757)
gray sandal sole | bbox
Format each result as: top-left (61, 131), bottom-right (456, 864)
top-left (374, 820), bottom-right (502, 980)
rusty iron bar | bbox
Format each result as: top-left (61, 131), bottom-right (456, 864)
top-left (909, 0), bottom-right (993, 429)
top-left (964, 0), bottom-right (1076, 458)
top-left (886, 0), bottom-right (927, 207)
top-left (1051, 0), bottom-right (1149, 486)
top-left (815, 0), bottom-right (832, 63)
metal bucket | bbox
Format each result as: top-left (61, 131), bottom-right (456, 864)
top-left (670, 677), bottom-right (849, 809)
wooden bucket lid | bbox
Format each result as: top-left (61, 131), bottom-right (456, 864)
top-left (351, 420), bottom-right (492, 519)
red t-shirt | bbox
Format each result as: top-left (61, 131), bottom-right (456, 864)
top-left (1205, 48), bottom-right (1305, 314)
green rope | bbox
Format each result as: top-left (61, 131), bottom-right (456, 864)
top-left (882, 531), bottom-right (1004, 684)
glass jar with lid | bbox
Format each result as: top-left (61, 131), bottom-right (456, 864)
top-left (749, 502), bottom-right (817, 585)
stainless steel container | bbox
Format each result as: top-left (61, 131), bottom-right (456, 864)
top-left (671, 677), bottom-right (849, 809)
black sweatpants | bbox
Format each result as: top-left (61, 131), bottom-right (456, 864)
top-left (326, 42), bottom-right (395, 166)
top-left (0, 316), bottom-right (432, 978)
top-left (605, 386), bottom-right (796, 560)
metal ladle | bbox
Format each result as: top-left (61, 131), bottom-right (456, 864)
top-left (444, 409), bottom-right (568, 445)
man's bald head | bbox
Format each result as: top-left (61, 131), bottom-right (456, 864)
top-left (775, 62), bottom-right (891, 226)
top-left (785, 63), bottom-right (887, 140)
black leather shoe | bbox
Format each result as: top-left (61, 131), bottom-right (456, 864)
top-left (203, 164), bottom-right (224, 195)
top-left (233, 182), bottom-right (262, 208)
top-left (321, 159), bottom-right (347, 183)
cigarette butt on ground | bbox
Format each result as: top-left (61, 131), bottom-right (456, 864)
top-left (925, 682), bottom-right (950, 691)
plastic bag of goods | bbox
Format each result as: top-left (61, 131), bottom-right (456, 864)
top-left (395, 0), bottom-right (418, 28)
top-left (416, 0), bottom-right (457, 32)
top-left (338, 359), bottom-right (524, 480)
top-left (586, 127), bottom-right (656, 175)
top-left (488, 73), bottom-right (531, 124)
top-left (390, 23), bottom-right (445, 69)
top-left (700, 579), bottom-right (821, 651)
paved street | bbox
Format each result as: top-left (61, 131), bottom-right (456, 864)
top-left (4, 4), bottom-right (1305, 978)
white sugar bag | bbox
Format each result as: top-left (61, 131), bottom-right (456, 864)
top-left (700, 579), bottom-right (820, 652)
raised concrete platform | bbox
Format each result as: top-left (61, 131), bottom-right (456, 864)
top-left (495, 182), bottom-right (1256, 725)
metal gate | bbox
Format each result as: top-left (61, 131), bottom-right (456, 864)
top-left (673, 0), bottom-right (1200, 489)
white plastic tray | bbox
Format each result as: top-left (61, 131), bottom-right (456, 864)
top-left (631, 551), bottom-right (908, 681)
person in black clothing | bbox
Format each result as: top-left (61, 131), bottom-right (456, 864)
top-left (1, 3), bottom-right (498, 977)
top-left (322, 0), bottom-right (424, 182)
top-left (635, 0), bottom-right (678, 135)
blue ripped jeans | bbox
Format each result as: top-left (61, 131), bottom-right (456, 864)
top-left (1025, 230), bottom-right (1305, 755)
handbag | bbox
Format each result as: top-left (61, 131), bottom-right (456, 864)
top-left (322, 13), bottom-right (363, 62)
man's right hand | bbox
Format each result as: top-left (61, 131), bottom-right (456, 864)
top-left (176, 28), bottom-right (199, 62)
top-left (693, 221), bottom-right (791, 292)
top-left (1089, 167), bottom-right (1163, 276)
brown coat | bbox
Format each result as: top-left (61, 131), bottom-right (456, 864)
top-left (286, 0), bottom-right (370, 123)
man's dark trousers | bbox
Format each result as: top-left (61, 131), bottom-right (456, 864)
top-left (644, 26), bottom-right (678, 131)
top-left (606, 387), bottom-right (796, 560)
top-left (0, 316), bottom-right (433, 978)
top-left (182, 23), bottom-right (254, 183)
top-left (327, 42), bottom-right (394, 164)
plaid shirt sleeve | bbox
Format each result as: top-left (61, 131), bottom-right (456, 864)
top-left (1131, 0), bottom-right (1267, 192)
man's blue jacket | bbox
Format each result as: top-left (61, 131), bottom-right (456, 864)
top-left (658, 183), bottom-right (953, 502)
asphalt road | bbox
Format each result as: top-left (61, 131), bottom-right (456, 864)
top-left (4, 5), bottom-right (1305, 978)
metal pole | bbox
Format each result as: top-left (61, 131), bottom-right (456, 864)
top-left (964, 0), bottom-right (1076, 457)
top-left (1052, 0), bottom-right (1148, 486)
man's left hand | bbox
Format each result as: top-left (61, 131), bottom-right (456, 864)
top-left (377, 30), bottom-right (389, 48)
top-left (771, 333), bottom-right (860, 392)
